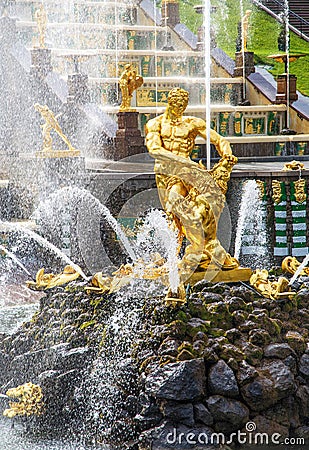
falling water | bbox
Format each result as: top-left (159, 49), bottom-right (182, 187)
top-left (34, 188), bottom-right (180, 291)
top-left (289, 253), bottom-right (309, 285)
top-left (0, 243), bottom-right (32, 277)
top-left (135, 209), bottom-right (180, 293)
top-left (234, 180), bottom-right (269, 267)
top-left (0, 221), bottom-right (88, 281)
top-left (204, 0), bottom-right (211, 170)
top-left (33, 186), bottom-right (136, 262)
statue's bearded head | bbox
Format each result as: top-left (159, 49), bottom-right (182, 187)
top-left (167, 88), bottom-right (189, 118)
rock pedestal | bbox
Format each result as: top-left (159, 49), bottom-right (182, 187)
top-left (275, 74), bottom-right (298, 104)
top-left (233, 51), bottom-right (255, 77)
top-left (67, 73), bottom-right (90, 105)
top-left (114, 111), bottom-right (145, 160)
top-left (30, 48), bottom-right (53, 78)
top-left (161, 0), bottom-right (180, 27)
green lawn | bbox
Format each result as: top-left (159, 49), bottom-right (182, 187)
top-left (180, 0), bottom-right (309, 96)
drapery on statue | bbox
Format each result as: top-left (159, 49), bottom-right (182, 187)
top-left (34, 103), bottom-right (76, 152)
top-left (145, 87), bottom-right (239, 277)
top-left (119, 64), bottom-right (143, 111)
top-left (34, 3), bottom-right (47, 48)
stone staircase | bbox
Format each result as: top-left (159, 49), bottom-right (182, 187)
top-left (252, 0), bottom-right (309, 40)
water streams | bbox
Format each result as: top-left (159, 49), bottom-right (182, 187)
top-left (289, 252), bottom-right (309, 285)
top-left (234, 180), bottom-right (269, 268)
top-left (204, 0), bottom-right (211, 170)
top-left (0, 220), bottom-right (88, 281)
top-left (33, 186), bottom-right (136, 262)
top-left (135, 209), bottom-right (180, 293)
top-left (34, 186), bottom-right (180, 292)
top-left (0, 243), bottom-right (32, 277)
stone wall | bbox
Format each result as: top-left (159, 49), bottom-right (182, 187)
top-left (0, 278), bottom-right (308, 449)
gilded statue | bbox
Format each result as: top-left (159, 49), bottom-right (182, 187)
top-left (282, 256), bottom-right (309, 276)
top-left (26, 265), bottom-right (81, 290)
top-left (34, 103), bottom-right (76, 153)
top-left (34, 4), bottom-right (47, 49)
top-left (119, 64), bottom-right (143, 111)
top-left (272, 180), bottom-right (282, 204)
top-left (293, 179), bottom-right (307, 204)
top-left (88, 253), bottom-right (169, 295)
top-left (145, 87), bottom-right (239, 277)
top-left (3, 382), bottom-right (44, 418)
top-left (282, 160), bottom-right (305, 171)
top-left (249, 269), bottom-right (293, 300)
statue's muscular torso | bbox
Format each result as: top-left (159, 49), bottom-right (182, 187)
top-left (146, 114), bottom-right (206, 159)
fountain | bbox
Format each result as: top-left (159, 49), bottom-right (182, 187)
top-left (0, 0), bottom-right (308, 449)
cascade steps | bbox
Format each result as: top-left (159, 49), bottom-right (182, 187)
top-left (253, 0), bottom-right (309, 39)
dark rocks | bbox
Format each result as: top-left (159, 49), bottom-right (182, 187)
top-left (299, 353), bottom-right (309, 379)
top-left (186, 318), bottom-right (210, 337)
top-left (294, 425), bottom-right (309, 440)
top-left (206, 395), bottom-right (249, 432)
top-left (54, 346), bottom-right (90, 371)
top-left (161, 401), bottom-right (194, 427)
top-left (145, 359), bottom-right (206, 401)
top-left (193, 403), bottom-right (214, 426)
top-left (229, 286), bottom-right (254, 302)
top-left (285, 331), bottom-right (307, 354)
top-left (241, 361), bottom-right (295, 411)
top-left (250, 415), bottom-right (289, 439)
top-left (241, 342), bottom-right (263, 365)
top-left (237, 361), bottom-right (258, 386)
top-left (158, 338), bottom-right (180, 357)
top-left (296, 385), bottom-right (309, 418)
top-left (0, 275), bottom-right (308, 448)
top-left (249, 328), bottom-right (271, 346)
top-left (136, 394), bottom-right (163, 430)
top-left (264, 343), bottom-right (295, 359)
top-left (283, 355), bottom-right (297, 373)
top-left (139, 422), bottom-right (216, 450)
top-left (208, 359), bottom-right (239, 398)
top-left (200, 292), bottom-right (224, 304)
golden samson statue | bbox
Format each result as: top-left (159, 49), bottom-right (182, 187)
top-left (145, 88), bottom-right (239, 278)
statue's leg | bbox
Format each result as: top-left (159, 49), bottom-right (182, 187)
top-left (155, 174), bottom-right (186, 250)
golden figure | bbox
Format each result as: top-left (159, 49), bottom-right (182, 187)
top-left (282, 160), bottom-right (305, 171)
top-left (119, 64), bottom-right (143, 111)
top-left (3, 382), bottom-right (44, 418)
top-left (282, 256), bottom-right (309, 276)
top-left (26, 265), bottom-right (81, 290)
top-left (88, 253), bottom-right (169, 295)
top-left (250, 269), bottom-right (293, 300)
top-left (34, 103), bottom-right (77, 154)
top-left (294, 179), bottom-right (307, 204)
top-left (242, 10), bottom-right (252, 52)
top-left (145, 87), bottom-right (239, 276)
top-left (256, 180), bottom-right (265, 199)
top-left (34, 4), bottom-right (47, 49)
top-left (272, 180), bottom-right (283, 204)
